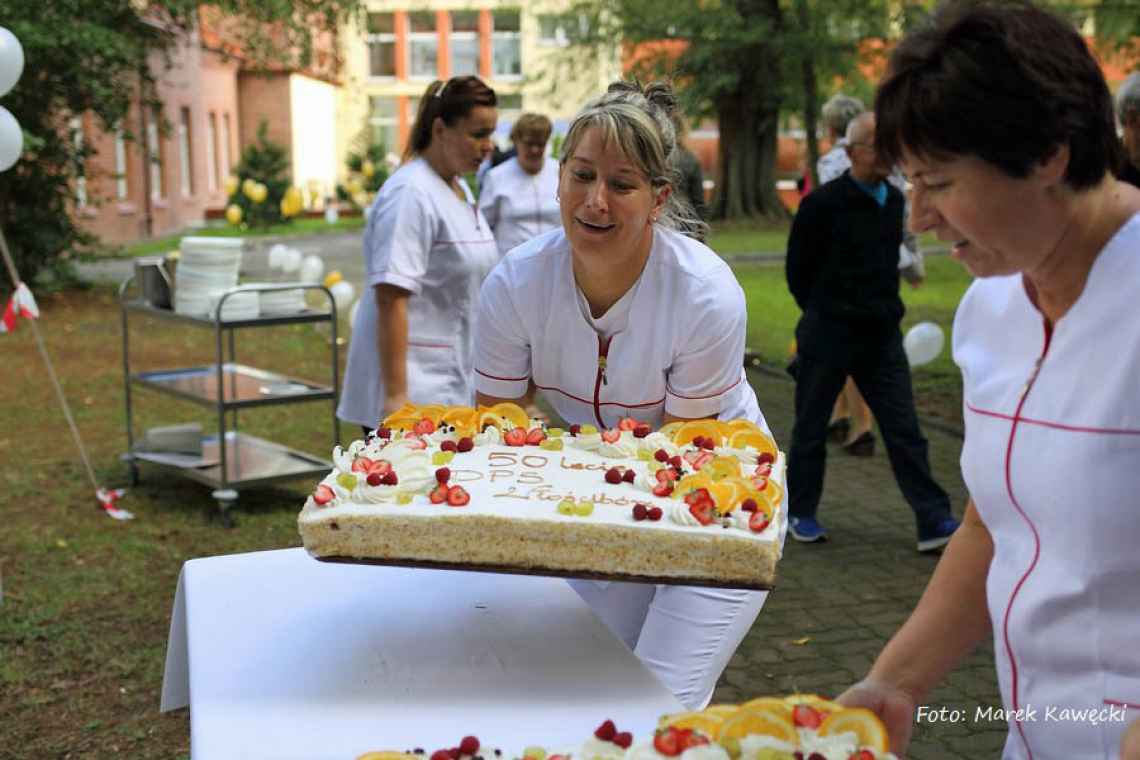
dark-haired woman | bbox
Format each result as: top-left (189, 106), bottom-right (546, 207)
top-left (836, 2), bottom-right (1140, 757)
top-left (338, 77), bottom-right (499, 431)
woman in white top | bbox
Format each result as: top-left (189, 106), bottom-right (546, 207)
top-left (478, 113), bottom-right (562, 256)
top-left (838, 4), bottom-right (1140, 757)
top-left (338, 76), bottom-right (500, 431)
top-left (473, 81), bottom-right (776, 710)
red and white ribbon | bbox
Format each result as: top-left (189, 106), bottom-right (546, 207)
top-left (1, 282), bottom-right (39, 333)
top-left (96, 487), bottom-right (134, 521)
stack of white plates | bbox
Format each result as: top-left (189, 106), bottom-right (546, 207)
top-left (258, 287), bottom-right (307, 316)
top-left (208, 290), bottom-right (260, 321)
top-left (174, 237), bottom-right (244, 318)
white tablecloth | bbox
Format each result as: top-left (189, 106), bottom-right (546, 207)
top-left (161, 548), bottom-right (683, 759)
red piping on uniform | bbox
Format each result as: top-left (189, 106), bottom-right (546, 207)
top-left (1105, 699), bottom-right (1140, 710)
top-left (965, 404), bottom-right (1140, 436)
top-left (1002, 319), bottom-right (1053, 760)
top-left (475, 368), bottom-right (530, 382)
top-left (592, 335), bottom-right (612, 429)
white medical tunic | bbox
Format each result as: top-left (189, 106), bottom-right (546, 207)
top-left (953, 213), bottom-right (1140, 759)
top-left (338, 158), bottom-right (499, 428)
top-left (473, 226), bottom-right (767, 430)
top-left (478, 157), bottom-right (562, 257)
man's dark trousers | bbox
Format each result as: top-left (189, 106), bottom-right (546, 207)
top-left (787, 310), bottom-right (952, 535)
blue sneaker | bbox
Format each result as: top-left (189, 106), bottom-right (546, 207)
top-left (789, 516), bottom-right (828, 543)
top-left (917, 517), bottom-right (960, 553)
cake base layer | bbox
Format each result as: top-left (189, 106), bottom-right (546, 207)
top-left (302, 513), bottom-right (778, 590)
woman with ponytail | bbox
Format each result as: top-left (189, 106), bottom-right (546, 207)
top-left (339, 76), bottom-right (499, 432)
top-left (472, 80), bottom-right (775, 710)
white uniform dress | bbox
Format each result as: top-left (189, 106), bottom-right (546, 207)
top-left (474, 225), bottom-right (776, 710)
top-left (953, 212), bottom-right (1140, 759)
top-left (477, 156), bottom-right (561, 256)
top-left (338, 158), bottom-right (500, 428)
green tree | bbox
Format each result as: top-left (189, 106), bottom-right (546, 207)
top-left (0, 0), bottom-right (363, 291)
top-left (227, 121), bottom-right (291, 228)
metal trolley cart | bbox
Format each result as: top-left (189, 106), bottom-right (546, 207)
top-left (119, 280), bottom-right (341, 524)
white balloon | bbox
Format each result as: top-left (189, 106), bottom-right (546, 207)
top-left (904, 321), bottom-right (945, 367)
top-left (280, 247), bottom-right (303, 273)
top-left (267, 243), bottom-right (288, 270)
top-left (348, 297), bottom-right (361, 329)
top-left (329, 280), bottom-right (356, 314)
top-left (0, 28), bottom-right (24, 98)
top-left (0, 106), bottom-right (21, 172)
top-left (299, 254), bottom-right (324, 284)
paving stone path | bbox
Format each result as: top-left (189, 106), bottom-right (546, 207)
top-left (716, 368), bottom-right (1006, 757)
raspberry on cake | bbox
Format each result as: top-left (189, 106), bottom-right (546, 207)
top-left (299, 403), bottom-right (787, 589)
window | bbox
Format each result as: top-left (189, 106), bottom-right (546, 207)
top-left (497, 93), bottom-right (523, 139)
top-left (408, 11), bottom-right (438, 79)
top-left (492, 10), bottom-right (521, 78)
top-left (178, 106), bottom-right (193, 196)
top-left (147, 107), bottom-right (164, 200)
top-left (207, 112), bottom-right (218, 192)
top-left (367, 12), bottom-right (397, 78)
top-left (538, 14), bottom-right (589, 46)
top-left (69, 117), bottom-right (87, 208)
top-left (449, 11), bottom-right (480, 77)
top-left (369, 97), bottom-right (398, 155)
top-left (221, 113), bottom-right (232, 178)
top-left (114, 127), bottom-right (128, 200)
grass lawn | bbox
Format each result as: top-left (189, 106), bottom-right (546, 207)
top-left (94, 216), bottom-right (368, 260)
top-left (733, 253), bottom-right (974, 425)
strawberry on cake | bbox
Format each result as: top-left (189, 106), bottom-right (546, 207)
top-left (298, 403), bottom-right (786, 589)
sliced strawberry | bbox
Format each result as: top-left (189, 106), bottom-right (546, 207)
top-left (458, 737), bottom-right (479, 756)
top-left (405, 437), bottom-right (428, 450)
top-left (456, 437), bottom-right (474, 452)
top-left (617, 417), bottom-right (638, 431)
top-left (652, 483), bottom-right (674, 498)
top-left (440, 439), bottom-right (458, 453)
top-left (647, 506), bottom-right (663, 521)
top-left (684, 487), bottom-right (711, 506)
top-left (429, 484), bottom-right (450, 504)
top-left (367, 459), bottom-right (392, 476)
top-left (601, 428), bottom-right (621, 444)
top-left (755, 462), bottom-right (773, 478)
top-left (435, 467), bottom-right (451, 484)
top-left (312, 484), bottom-right (335, 506)
top-left (380, 471), bottom-right (398, 486)
top-left (679, 731), bottom-right (709, 751)
top-left (749, 511), bottom-right (771, 533)
top-left (622, 468), bottom-right (636, 483)
top-left (446, 485), bottom-right (470, 506)
top-left (633, 423), bottom-right (651, 438)
top-left (689, 500), bottom-right (715, 525)
top-left (849, 751), bottom-right (875, 760)
top-left (632, 503), bottom-right (648, 521)
top-left (351, 456), bottom-right (373, 474)
top-left (655, 468), bottom-right (677, 483)
top-left (751, 475), bottom-right (769, 492)
top-left (612, 732), bottom-right (632, 749)
top-left (792, 704), bottom-right (823, 729)
top-left (525, 428), bottom-right (547, 445)
top-left (413, 418), bottom-right (436, 435)
top-left (604, 467), bottom-right (623, 484)
top-left (653, 728), bottom-right (682, 757)
top-left (683, 450), bottom-right (714, 470)
top-left (757, 451), bottom-right (776, 466)
top-left (594, 719), bottom-right (617, 741)
top-left (504, 427), bottom-right (527, 446)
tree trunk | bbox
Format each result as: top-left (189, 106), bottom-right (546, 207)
top-left (710, 0), bottom-right (790, 221)
top-left (796, 0), bottom-right (821, 187)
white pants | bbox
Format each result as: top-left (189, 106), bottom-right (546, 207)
top-left (568, 579), bottom-right (768, 710)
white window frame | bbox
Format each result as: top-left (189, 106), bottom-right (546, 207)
top-left (206, 112), bottom-right (218, 192)
top-left (147, 109), bottom-right (164, 200)
top-left (178, 106), bottom-right (193, 197)
top-left (407, 12), bottom-right (438, 81)
top-left (70, 117), bottom-right (87, 209)
top-left (366, 12), bottom-right (397, 79)
top-left (114, 127), bottom-right (128, 200)
top-left (449, 11), bottom-right (480, 78)
top-left (492, 10), bottom-right (521, 80)
top-left (369, 96), bottom-right (398, 154)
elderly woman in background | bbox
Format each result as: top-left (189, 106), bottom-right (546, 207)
top-left (473, 81), bottom-right (775, 710)
top-left (837, 3), bottom-right (1140, 757)
top-left (478, 113), bottom-right (562, 256)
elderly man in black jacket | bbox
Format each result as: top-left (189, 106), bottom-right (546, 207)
top-left (784, 112), bottom-right (958, 551)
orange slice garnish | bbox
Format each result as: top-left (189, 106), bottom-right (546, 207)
top-left (785, 693), bottom-right (842, 712)
top-left (441, 406), bottom-right (478, 432)
top-left (739, 697), bottom-right (794, 717)
top-left (703, 704), bottom-right (741, 720)
top-left (722, 419), bottom-right (764, 435)
top-left (729, 429), bottom-right (779, 458)
top-left (476, 402), bottom-right (530, 431)
top-left (703, 456), bottom-right (742, 481)
top-left (414, 404), bottom-right (448, 424)
top-left (818, 707), bottom-right (890, 752)
top-left (657, 421), bottom-right (685, 439)
top-left (672, 420), bottom-right (725, 447)
top-left (706, 479), bottom-right (745, 513)
top-left (658, 710), bottom-right (725, 738)
top-left (718, 706), bottom-right (798, 743)
top-left (381, 415), bottom-right (421, 432)
top-left (672, 472), bottom-right (715, 500)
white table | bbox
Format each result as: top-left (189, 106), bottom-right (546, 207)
top-left (161, 548), bottom-right (683, 760)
